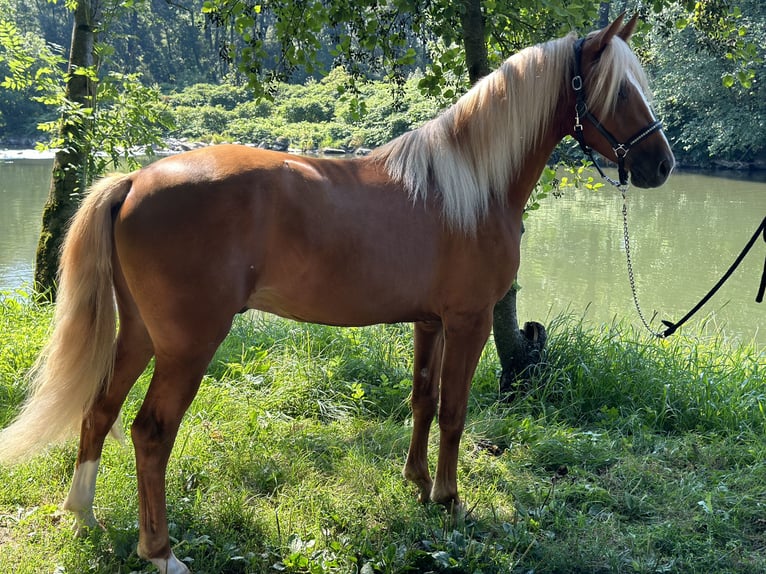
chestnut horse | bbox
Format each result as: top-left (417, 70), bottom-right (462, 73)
top-left (0, 15), bottom-right (672, 573)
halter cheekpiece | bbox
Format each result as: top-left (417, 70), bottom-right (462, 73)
top-left (571, 38), bottom-right (663, 187)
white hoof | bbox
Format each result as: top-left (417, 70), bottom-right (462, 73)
top-left (150, 550), bottom-right (191, 574)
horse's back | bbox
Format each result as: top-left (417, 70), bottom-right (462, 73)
top-left (112, 145), bottom-right (456, 329)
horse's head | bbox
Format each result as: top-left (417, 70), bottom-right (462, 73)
top-left (570, 14), bottom-right (674, 188)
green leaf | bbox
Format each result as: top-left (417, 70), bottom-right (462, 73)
top-left (736, 70), bottom-right (752, 89)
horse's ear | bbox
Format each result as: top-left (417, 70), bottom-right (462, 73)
top-left (592, 12), bottom-right (625, 53)
top-left (618, 13), bottom-right (639, 43)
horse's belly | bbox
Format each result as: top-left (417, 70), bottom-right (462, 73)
top-left (246, 280), bottom-right (436, 327)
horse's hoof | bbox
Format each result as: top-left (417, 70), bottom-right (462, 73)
top-left (446, 499), bottom-right (466, 521)
top-left (149, 550), bottom-right (191, 574)
top-left (69, 509), bottom-right (103, 537)
top-left (430, 488), bottom-right (462, 514)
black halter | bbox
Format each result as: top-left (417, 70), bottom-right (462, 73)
top-left (571, 38), bottom-right (663, 187)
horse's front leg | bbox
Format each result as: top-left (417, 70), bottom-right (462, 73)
top-left (403, 320), bottom-right (444, 502)
top-left (430, 309), bottom-right (493, 510)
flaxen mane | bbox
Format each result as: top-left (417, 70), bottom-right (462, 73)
top-left (371, 32), bottom-right (651, 233)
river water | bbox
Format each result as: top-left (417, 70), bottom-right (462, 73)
top-left (1, 156), bottom-right (764, 347)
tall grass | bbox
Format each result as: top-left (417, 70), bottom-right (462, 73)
top-left (1, 294), bottom-right (764, 573)
top-left (525, 315), bottom-right (765, 434)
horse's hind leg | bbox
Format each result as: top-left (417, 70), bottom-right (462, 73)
top-left (63, 296), bottom-right (154, 534)
top-left (131, 329), bottom-right (231, 574)
top-left (403, 320), bottom-right (444, 503)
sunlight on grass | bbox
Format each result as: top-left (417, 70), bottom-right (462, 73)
top-left (1, 294), bottom-right (764, 573)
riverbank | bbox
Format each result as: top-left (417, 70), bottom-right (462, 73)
top-left (1, 297), bottom-right (764, 573)
top-left (0, 139), bottom-right (371, 163)
top-left (4, 141), bottom-right (765, 174)
top-left (0, 148), bottom-right (56, 161)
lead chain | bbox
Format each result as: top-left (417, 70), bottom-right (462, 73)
top-left (621, 189), bottom-right (665, 338)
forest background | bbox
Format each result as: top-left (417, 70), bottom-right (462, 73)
top-left (1, 0), bottom-right (764, 170)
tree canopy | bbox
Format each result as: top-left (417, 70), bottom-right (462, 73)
top-left (0, 0), bottom-right (763, 167)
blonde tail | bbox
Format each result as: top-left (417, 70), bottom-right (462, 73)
top-left (0, 173), bottom-right (133, 463)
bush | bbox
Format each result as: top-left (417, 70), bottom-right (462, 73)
top-left (165, 68), bottom-right (441, 150)
top-left (167, 83), bottom-right (250, 110)
top-left (235, 99), bottom-right (274, 119)
top-left (170, 105), bottom-right (231, 139)
top-left (282, 99), bottom-right (334, 123)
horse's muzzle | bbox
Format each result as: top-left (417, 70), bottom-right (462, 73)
top-left (630, 152), bottom-right (675, 188)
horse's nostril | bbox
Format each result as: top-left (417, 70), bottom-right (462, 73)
top-left (658, 158), bottom-right (673, 180)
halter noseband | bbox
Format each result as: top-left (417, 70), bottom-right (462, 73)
top-left (571, 38), bottom-right (663, 187)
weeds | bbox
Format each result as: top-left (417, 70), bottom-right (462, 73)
top-left (1, 294), bottom-right (764, 573)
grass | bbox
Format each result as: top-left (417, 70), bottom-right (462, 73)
top-left (0, 293), bottom-right (764, 573)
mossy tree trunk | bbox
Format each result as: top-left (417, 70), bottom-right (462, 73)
top-left (34, 0), bottom-right (101, 297)
top-left (460, 0), bottom-right (547, 394)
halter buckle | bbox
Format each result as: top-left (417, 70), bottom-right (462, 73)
top-left (571, 75), bottom-right (583, 91)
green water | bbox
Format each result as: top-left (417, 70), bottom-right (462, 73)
top-left (1, 159), bottom-right (764, 346)
top-left (517, 170), bottom-right (765, 347)
top-left (0, 159), bottom-right (52, 293)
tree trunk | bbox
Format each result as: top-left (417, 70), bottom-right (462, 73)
top-left (598, 2), bottom-right (611, 29)
top-left (491, 227), bottom-right (547, 397)
top-left (459, 0), bottom-right (548, 396)
top-left (459, 0), bottom-right (489, 83)
top-left (34, 0), bottom-right (101, 296)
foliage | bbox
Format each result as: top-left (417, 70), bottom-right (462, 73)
top-left (644, 0), bottom-right (765, 165)
top-left (194, 0), bottom-right (607, 110)
top-left (524, 159), bottom-right (605, 220)
top-left (46, 70), bottom-right (174, 174)
top-left (1, 294), bottom-right (765, 573)
top-left (1, 1), bottom-right (763, 168)
top-left (200, 0), bottom-right (760, 102)
top-left (166, 68), bottom-right (441, 149)
top-left (0, 14), bottom-right (174, 176)
top-left (0, 20), bottom-right (55, 137)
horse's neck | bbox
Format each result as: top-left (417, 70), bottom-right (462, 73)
top-left (505, 115), bottom-right (570, 212)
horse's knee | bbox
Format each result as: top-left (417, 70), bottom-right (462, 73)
top-left (411, 396), bottom-right (438, 422)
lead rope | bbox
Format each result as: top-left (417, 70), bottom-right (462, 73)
top-left (618, 182), bottom-right (766, 339)
top-left (659, 214), bottom-right (766, 338)
top-left (619, 186), bottom-right (665, 338)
